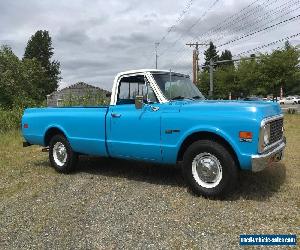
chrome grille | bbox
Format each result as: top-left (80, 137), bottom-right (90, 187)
top-left (269, 118), bottom-right (283, 144)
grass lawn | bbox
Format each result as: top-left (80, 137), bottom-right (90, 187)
top-left (0, 114), bottom-right (299, 249)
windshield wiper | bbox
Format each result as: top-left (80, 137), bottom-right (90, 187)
top-left (192, 95), bottom-right (202, 99)
top-left (171, 96), bottom-right (185, 100)
top-left (171, 96), bottom-right (194, 100)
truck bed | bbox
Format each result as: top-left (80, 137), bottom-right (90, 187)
top-left (22, 107), bottom-right (109, 156)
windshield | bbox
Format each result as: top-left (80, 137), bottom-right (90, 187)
top-left (152, 73), bottom-right (205, 100)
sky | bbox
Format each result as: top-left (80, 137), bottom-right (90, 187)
top-left (1, 0), bottom-right (300, 90)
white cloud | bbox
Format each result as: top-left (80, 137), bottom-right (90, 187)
top-left (0, 0), bottom-right (299, 90)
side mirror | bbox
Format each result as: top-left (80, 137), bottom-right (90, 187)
top-left (135, 95), bottom-right (144, 109)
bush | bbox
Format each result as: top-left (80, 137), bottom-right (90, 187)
top-left (0, 107), bottom-right (23, 133)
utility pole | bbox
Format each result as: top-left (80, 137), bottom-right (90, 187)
top-left (155, 42), bottom-right (159, 69)
top-left (186, 42), bottom-right (209, 84)
top-left (209, 58), bottom-right (213, 98)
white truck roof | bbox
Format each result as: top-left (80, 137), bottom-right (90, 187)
top-left (117, 69), bottom-right (189, 76)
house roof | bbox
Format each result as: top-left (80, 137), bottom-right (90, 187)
top-left (63, 82), bottom-right (108, 91)
top-left (47, 82), bottom-right (110, 97)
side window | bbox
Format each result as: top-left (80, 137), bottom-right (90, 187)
top-left (117, 75), bottom-right (158, 105)
top-left (117, 75), bottom-right (145, 105)
top-left (142, 83), bottom-right (158, 104)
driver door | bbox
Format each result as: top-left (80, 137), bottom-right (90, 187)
top-left (107, 74), bottom-right (162, 162)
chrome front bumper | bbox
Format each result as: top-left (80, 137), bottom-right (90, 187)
top-left (251, 138), bottom-right (286, 172)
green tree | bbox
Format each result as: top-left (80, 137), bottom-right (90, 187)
top-left (0, 46), bottom-right (22, 107)
top-left (197, 70), bottom-right (210, 97)
top-left (258, 45), bottom-right (300, 97)
top-left (285, 71), bottom-right (300, 95)
top-left (0, 45), bottom-right (48, 108)
top-left (214, 66), bottom-right (236, 99)
top-left (219, 49), bottom-right (233, 67)
top-left (236, 58), bottom-right (261, 98)
top-left (204, 41), bottom-right (219, 69)
top-left (23, 30), bottom-right (61, 95)
top-left (19, 58), bottom-right (48, 104)
top-left (198, 66), bottom-right (236, 99)
top-left (197, 42), bottom-right (300, 99)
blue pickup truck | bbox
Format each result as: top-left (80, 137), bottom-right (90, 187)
top-left (22, 69), bottom-right (286, 197)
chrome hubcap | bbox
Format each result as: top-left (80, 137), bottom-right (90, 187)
top-left (53, 142), bottom-right (67, 166)
top-left (192, 152), bottom-right (222, 188)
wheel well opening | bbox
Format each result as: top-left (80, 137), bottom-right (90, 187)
top-left (44, 128), bottom-right (66, 146)
top-left (177, 132), bottom-right (240, 168)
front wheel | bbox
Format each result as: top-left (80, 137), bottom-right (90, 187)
top-left (49, 134), bottom-right (78, 173)
top-left (183, 140), bottom-right (238, 198)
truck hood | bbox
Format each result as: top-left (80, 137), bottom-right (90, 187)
top-left (173, 100), bottom-right (282, 120)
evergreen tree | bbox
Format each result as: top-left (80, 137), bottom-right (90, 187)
top-left (23, 30), bottom-right (60, 95)
top-left (204, 41), bottom-right (219, 69)
top-left (284, 40), bottom-right (292, 50)
top-left (219, 49), bottom-right (233, 66)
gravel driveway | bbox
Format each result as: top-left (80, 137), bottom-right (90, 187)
top-left (1, 115), bottom-right (299, 249)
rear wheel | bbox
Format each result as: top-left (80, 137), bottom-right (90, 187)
top-left (49, 134), bottom-right (78, 173)
top-left (183, 140), bottom-right (238, 197)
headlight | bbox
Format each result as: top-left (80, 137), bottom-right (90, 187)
top-left (262, 123), bottom-right (270, 146)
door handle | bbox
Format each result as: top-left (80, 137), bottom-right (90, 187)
top-left (111, 113), bottom-right (122, 118)
top-left (151, 106), bottom-right (160, 112)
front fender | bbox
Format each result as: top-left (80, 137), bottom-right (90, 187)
top-left (176, 125), bottom-right (242, 160)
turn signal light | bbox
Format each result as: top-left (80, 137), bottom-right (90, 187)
top-left (23, 123), bottom-right (28, 129)
top-left (239, 131), bottom-right (252, 139)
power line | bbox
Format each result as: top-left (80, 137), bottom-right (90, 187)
top-left (165, 0), bottom-right (273, 69)
top-left (179, 2), bottom-right (298, 66)
top-left (162, 0), bottom-right (300, 75)
top-left (211, 0), bottom-right (300, 45)
top-left (143, 0), bottom-right (194, 68)
top-left (223, 0), bottom-right (300, 36)
top-left (200, 0), bottom-right (298, 44)
top-left (159, 0), bottom-right (194, 44)
top-left (159, 0), bottom-right (221, 57)
top-left (170, 0), bottom-right (270, 65)
top-left (201, 0), bottom-right (279, 43)
top-left (218, 13), bottom-right (300, 48)
top-left (208, 0), bottom-right (274, 37)
top-left (194, 0), bottom-right (267, 42)
top-left (235, 32), bottom-right (300, 57)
